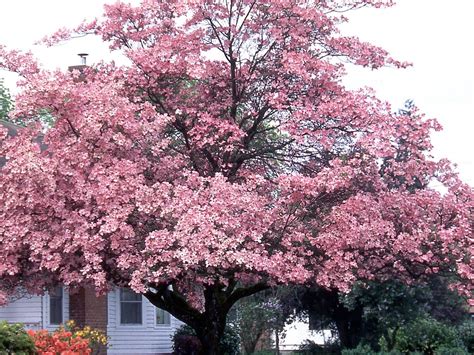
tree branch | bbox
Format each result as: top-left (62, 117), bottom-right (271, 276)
top-left (145, 284), bottom-right (203, 326)
top-left (224, 282), bottom-right (270, 311)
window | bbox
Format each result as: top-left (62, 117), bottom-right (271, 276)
top-left (156, 307), bottom-right (171, 325)
top-left (119, 288), bottom-right (142, 325)
top-left (49, 287), bottom-right (63, 325)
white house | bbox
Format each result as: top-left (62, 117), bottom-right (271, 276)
top-left (0, 286), bottom-right (181, 354)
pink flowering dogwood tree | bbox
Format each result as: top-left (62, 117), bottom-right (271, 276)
top-left (0, 0), bottom-right (472, 353)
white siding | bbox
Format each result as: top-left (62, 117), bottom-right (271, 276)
top-left (0, 288), bottom-right (70, 331)
top-left (0, 294), bottom-right (43, 329)
top-left (107, 289), bottom-right (182, 354)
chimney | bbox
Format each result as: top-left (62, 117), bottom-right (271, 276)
top-left (68, 53), bottom-right (89, 81)
top-left (78, 53), bottom-right (88, 66)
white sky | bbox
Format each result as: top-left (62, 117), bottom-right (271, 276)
top-left (0, 0), bottom-right (472, 186)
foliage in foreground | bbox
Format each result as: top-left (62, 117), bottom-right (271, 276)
top-left (28, 328), bottom-right (92, 354)
top-left (298, 339), bottom-right (340, 355)
top-left (64, 319), bottom-right (108, 354)
top-left (342, 343), bottom-right (469, 355)
top-left (386, 317), bottom-right (467, 355)
top-left (0, 319), bottom-right (109, 355)
top-left (456, 320), bottom-right (474, 353)
top-left (297, 276), bottom-right (470, 349)
top-left (336, 318), bottom-right (474, 355)
top-left (172, 324), bottom-right (240, 355)
top-left (0, 321), bottom-right (36, 354)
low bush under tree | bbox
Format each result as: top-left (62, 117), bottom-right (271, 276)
top-left (0, 321), bottom-right (36, 354)
top-left (172, 324), bottom-right (240, 355)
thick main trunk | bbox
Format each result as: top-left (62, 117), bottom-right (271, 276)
top-left (193, 284), bottom-right (229, 355)
top-left (144, 282), bottom-right (269, 355)
top-left (195, 316), bottom-right (226, 355)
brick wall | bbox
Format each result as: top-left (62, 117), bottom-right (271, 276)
top-left (69, 288), bottom-right (86, 327)
top-left (69, 287), bottom-right (108, 354)
top-left (84, 287), bottom-right (107, 332)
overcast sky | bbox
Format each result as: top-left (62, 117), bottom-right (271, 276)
top-left (1, 0), bottom-right (472, 186)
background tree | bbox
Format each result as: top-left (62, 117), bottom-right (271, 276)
top-left (0, 79), bottom-right (13, 121)
top-left (235, 293), bottom-right (276, 354)
top-left (0, 1), bottom-right (472, 354)
top-left (233, 287), bottom-right (297, 354)
top-left (298, 276), bottom-right (470, 350)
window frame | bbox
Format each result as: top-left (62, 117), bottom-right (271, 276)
top-left (154, 306), bottom-right (171, 327)
top-left (45, 286), bottom-right (66, 327)
top-left (117, 288), bottom-right (144, 327)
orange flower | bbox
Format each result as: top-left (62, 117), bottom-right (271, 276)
top-left (29, 328), bottom-right (92, 354)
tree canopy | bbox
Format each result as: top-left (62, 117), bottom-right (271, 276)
top-left (0, 0), bottom-right (472, 353)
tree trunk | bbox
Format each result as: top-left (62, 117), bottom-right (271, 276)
top-left (144, 282), bottom-right (269, 355)
top-left (244, 328), bottom-right (264, 355)
top-left (193, 296), bottom-right (229, 355)
top-left (335, 320), bottom-right (352, 348)
top-left (335, 313), bottom-right (363, 349)
top-left (275, 329), bottom-right (280, 355)
top-left (194, 310), bottom-right (227, 355)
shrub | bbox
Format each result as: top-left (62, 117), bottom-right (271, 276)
top-left (434, 345), bottom-right (469, 355)
top-left (393, 317), bottom-right (463, 354)
top-left (456, 320), bottom-right (474, 353)
top-left (65, 319), bottom-right (108, 354)
top-left (341, 344), bottom-right (375, 355)
top-left (0, 321), bottom-right (36, 354)
top-left (172, 324), bottom-right (240, 355)
top-left (251, 351), bottom-right (275, 355)
top-left (28, 328), bottom-right (92, 354)
top-left (342, 343), bottom-right (413, 355)
top-left (298, 339), bottom-right (340, 355)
